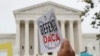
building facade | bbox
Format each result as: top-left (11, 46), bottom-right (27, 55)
top-left (2, 1), bottom-right (99, 56)
top-left (13, 1), bottom-right (83, 56)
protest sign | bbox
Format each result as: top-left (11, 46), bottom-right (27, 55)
top-left (37, 10), bottom-right (63, 53)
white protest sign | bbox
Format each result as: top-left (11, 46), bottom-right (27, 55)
top-left (37, 10), bottom-right (63, 53)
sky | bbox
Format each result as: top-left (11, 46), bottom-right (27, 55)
top-left (0, 0), bottom-right (99, 34)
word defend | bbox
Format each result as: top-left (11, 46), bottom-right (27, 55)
top-left (37, 10), bottom-right (63, 53)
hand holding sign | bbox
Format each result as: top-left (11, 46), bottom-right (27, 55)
top-left (37, 9), bottom-right (63, 53)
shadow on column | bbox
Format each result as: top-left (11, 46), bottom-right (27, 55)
top-left (29, 21), bottom-right (34, 55)
top-left (65, 21), bottom-right (70, 40)
top-left (20, 20), bottom-right (25, 56)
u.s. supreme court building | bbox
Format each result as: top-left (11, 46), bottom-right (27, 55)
top-left (0, 1), bottom-right (100, 56)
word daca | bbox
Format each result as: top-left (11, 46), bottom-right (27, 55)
top-left (43, 33), bottom-right (60, 44)
top-left (40, 20), bottom-right (57, 35)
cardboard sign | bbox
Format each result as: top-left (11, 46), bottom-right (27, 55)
top-left (37, 10), bottom-right (63, 53)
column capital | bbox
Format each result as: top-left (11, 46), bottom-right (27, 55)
top-left (16, 20), bottom-right (20, 23)
top-left (69, 20), bottom-right (74, 23)
top-left (25, 20), bottom-right (29, 23)
top-left (77, 21), bottom-right (81, 24)
top-left (69, 21), bottom-right (73, 25)
top-left (61, 20), bottom-right (65, 23)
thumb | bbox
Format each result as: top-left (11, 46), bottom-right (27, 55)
top-left (63, 39), bottom-right (70, 50)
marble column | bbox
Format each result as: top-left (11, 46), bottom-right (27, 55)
top-left (16, 21), bottom-right (20, 56)
top-left (69, 21), bottom-right (75, 50)
top-left (34, 21), bottom-right (38, 55)
top-left (25, 21), bottom-right (29, 56)
top-left (77, 21), bottom-right (83, 53)
top-left (61, 21), bottom-right (65, 39)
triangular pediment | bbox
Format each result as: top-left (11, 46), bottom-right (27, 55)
top-left (14, 1), bottom-right (82, 14)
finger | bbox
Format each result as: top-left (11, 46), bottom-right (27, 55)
top-left (63, 39), bottom-right (70, 50)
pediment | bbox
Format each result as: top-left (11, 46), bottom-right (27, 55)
top-left (14, 1), bottom-right (82, 14)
